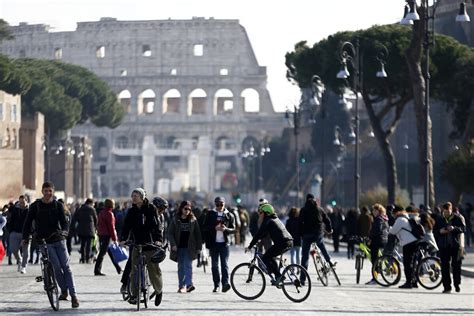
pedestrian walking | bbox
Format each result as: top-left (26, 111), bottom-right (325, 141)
top-left (7, 195), bottom-right (30, 273)
top-left (72, 198), bottom-right (97, 264)
top-left (168, 200), bottom-right (202, 293)
top-left (202, 196), bottom-right (235, 293)
top-left (285, 207), bottom-right (301, 265)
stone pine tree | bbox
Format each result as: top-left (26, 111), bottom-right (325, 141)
top-left (286, 24), bottom-right (473, 205)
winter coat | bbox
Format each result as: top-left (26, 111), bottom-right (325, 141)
top-left (73, 204), bottom-right (98, 237)
top-left (285, 217), bottom-right (301, 247)
top-left (22, 199), bottom-right (68, 244)
top-left (202, 208), bottom-right (235, 248)
top-left (369, 215), bottom-right (389, 247)
top-left (168, 216), bottom-right (202, 260)
top-left (97, 207), bottom-right (118, 241)
top-left (298, 200), bottom-right (332, 237)
top-left (389, 214), bottom-right (418, 247)
top-left (433, 213), bottom-right (466, 249)
top-left (249, 215), bottom-right (293, 249)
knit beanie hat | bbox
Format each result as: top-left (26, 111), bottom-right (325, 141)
top-left (132, 187), bottom-right (146, 200)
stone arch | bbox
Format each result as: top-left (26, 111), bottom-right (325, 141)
top-left (162, 89), bottom-right (181, 114)
top-left (114, 135), bottom-right (130, 162)
top-left (214, 89), bottom-right (234, 115)
top-left (118, 89), bottom-right (131, 113)
top-left (241, 135), bottom-right (258, 152)
top-left (188, 88), bottom-right (207, 116)
top-left (138, 89), bottom-right (156, 114)
top-left (93, 136), bottom-right (108, 162)
top-left (241, 88), bottom-right (260, 113)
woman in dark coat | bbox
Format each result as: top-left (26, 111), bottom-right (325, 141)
top-left (73, 198), bottom-right (98, 263)
top-left (168, 200), bottom-right (202, 293)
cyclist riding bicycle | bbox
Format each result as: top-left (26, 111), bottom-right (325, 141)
top-left (245, 203), bottom-right (293, 284)
top-left (121, 188), bottom-right (165, 307)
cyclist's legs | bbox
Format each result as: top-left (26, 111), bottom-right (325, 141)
top-left (129, 248), bottom-right (140, 297)
top-left (144, 250), bottom-right (163, 295)
top-left (47, 240), bottom-right (77, 295)
top-left (316, 235), bottom-right (331, 264)
top-left (262, 241), bottom-right (291, 278)
top-left (300, 235), bottom-right (316, 283)
top-left (121, 245), bottom-right (133, 286)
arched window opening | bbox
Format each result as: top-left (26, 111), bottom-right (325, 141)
top-left (93, 137), bottom-right (108, 162)
top-left (118, 90), bottom-right (131, 113)
top-left (241, 88), bottom-right (260, 113)
top-left (138, 89), bottom-right (156, 114)
top-left (214, 89), bottom-right (234, 115)
top-left (188, 88), bottom-right (207, 116)
top-left (163, 89), bottom-right (181, 114)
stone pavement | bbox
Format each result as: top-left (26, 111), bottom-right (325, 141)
top-left (0, 244), bottom-right (473, 316)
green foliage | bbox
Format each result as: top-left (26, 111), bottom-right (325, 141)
top-left (359, 184), bottom-right (410, 208)
top-left (0, 54), bottom-right (31, 94)
top-left (14, 59), bottom-right (124, 136)
top-left (440, 143), bottom-right (474, 195)
top-left (0, 19), bottom-right (13, 43)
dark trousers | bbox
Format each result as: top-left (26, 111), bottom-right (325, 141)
top-left (439, 246), bottom-right (462, 291)
top-left (94, 235), bottom-right (121, 274)
top-left (347, 239), bottom-right (356, 259)
top-left (121, 245), bottom-right (133, 286)
top-left (332, 233), bottom-right (340, 252)
top-left (262, 240), bottom-right (292, 278)
top-left (402, 241), bottom-right (417, 285)
top-left (79, 236), bottom-right (93, 263)
top-left (301, 234), bottom-right (331, 283)
top-left (209, 242), bottom-right (230, 287)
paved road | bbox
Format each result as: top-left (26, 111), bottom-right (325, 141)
top-left (1, 244), bottom-right (473, 315)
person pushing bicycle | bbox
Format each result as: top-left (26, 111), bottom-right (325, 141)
top-left (245, 203), bottom-right (293, 284)
top-left (121, 188), bottom-right (164, 307)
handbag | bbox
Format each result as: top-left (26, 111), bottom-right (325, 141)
top-left (170, 249), bottom-right (178, 262)
top-left (0, 241), bottom-right (5, 263)
top-left (108, 243), bottom-right (129, 264)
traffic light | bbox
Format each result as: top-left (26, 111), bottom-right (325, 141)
top-left (331, 200), bottom-right (337, 207)
top-left (299, 153), bottom-right (306, 164)
top-left (233, 193), bottom-right (242, 204)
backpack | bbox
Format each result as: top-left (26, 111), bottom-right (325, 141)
top-left (407, 218), bottom-right (425, 240)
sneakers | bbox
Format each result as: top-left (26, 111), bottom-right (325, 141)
top-left (365, 279), bottom-right (377, 285)
top-left (120, 284), bottom-right (128, 295)
top-left (222, 284), bottom-right (231, 293)
top-left (177, 287), bottom-right (187, 293)
top-left (20, 267), bottom-right (26, 274)
top-left (398, 283), bottom-right (412, 289)
top-left (71, 296), bottom-right (79, 308)
top-left (455, 285), bottom-right (460, 293)
top-left (128, 296), bottom-right (137, 304)
top-left (187, 285), bottom-right (195, 293)
top-left (59, 290), bottom-right (68, 301)
top-left (212, 286), bottom-right (219, 293)
top-left (154, 292), bottom-right (162, 306)
top-left (442, 288), bottom-right (452, 294)
top-left (94, 272), bottom-right (106, 276)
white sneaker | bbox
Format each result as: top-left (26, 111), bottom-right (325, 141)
top-left (20, 267), bottom-right (26, 274)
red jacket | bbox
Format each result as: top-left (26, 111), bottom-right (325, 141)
top-left (97, 208), bottom-right (118, 241)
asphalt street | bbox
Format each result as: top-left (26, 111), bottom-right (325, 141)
top-left (0, 244), bottom-right (473, 315)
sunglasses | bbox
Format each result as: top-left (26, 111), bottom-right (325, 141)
top-left (184, 207), bottom-right (192, 211)
top-left (215, 203), bottom-right (224, 206)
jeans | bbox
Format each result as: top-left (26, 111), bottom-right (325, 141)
top-left (209, 242), bottom-right (230, 287)
top-left (290, 246), bottom-right (301, 265)
top-left (9, 232), bottom-right (30, 268)
top-left (47, 239), bottom-right (77, 295)
top-left (177, 248), bottom-right (193, 288)
top-left (301, 234), bottom-right (331, 283)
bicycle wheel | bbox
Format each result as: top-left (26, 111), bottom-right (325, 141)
top-left (416, 256), bottom-right (442, 290)
top-left (281, 264), bottom-right (311, 303)
top-left (312, 253), bottom-right (328, 286)
top-left (355, 255), bottom-right (362, 284)
top-left (329, 264), bottom-right (341, 286)
top-left (372, 255), bottom-right (401, 287)
top-left (45, 264), bottom-right (59, 311)
top-left (142, 266), bottom-right (150, 308)
top-left (230, 263), bottom-right (266, 300)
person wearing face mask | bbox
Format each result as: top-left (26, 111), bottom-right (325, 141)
top-left (168, 200), bottom-right (202, 293)
top-left (202, 196), bottom-right (235, 293)
top-left (121, 188), bottom-right (164, 307)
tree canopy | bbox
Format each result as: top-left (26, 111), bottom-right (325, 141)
top-left (13, 58), bottom-right (124, 136)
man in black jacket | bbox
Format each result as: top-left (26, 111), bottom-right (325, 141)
top-left (8, 195), bottom-right (29, 273)
top-left (121, 188), bottom-right (164, 306)
top-left (22, 182), bottom-right (79, 308)
top-left (434, 202), bottom-right (466, 293)
top-left (298, 194), bottom-right (333, 285)
top-left (203, 196), bottom-right (235, 293)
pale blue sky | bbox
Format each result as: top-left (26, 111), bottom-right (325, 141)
top-left (1, 0), bottom-right (404, 111)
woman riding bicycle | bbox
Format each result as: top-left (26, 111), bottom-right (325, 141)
top-left (245, 203), bottom-right (293, 284)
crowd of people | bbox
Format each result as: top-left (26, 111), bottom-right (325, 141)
top-left (0, 183), bottom-right (472, 310)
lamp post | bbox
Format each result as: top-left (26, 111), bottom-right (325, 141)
top-left (311, 75), bottom-right (326, 205)
top-left (285, 106), bottom-right (302, 206)
top-left (337, 39), bottom-right (362, 211)
top-left (403, 0), bottom-right (471, 209)
top-left (257, 142), bottom-right (271, 192)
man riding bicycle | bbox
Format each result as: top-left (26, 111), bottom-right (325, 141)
top-left (245, 203), bottom-right (293, 284)
top-left (121, 188), bottom-right (164, 307)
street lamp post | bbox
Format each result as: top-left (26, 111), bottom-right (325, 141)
top-left (337, 39), bottom-right (362, 211)
top-left (311, 75), bottom-right (326, 206)
top-left (285, 106), bottom-right (301, 206)
top-left (403, 0), bottom-right (471, 209)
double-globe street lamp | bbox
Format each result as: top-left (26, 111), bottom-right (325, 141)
top-left (402, 0), bottom-right (471, 209)
top-left (336, 39), bottom-right (388, 211)
top-left (241, 141), bottom-right (270, 194)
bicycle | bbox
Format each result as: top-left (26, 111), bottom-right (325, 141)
top-left (35, 239), bottom-right (59, 311)
top-left (230, 246), bottom-right (311, 303)
top-left (310, 242), bottom-right (341, 286)
top-left (349, 236), bottom-right (383, 284)
top-left (371, 237), bottom-right (403, 287)
top-left (372, 240), bottom-right (441, 289)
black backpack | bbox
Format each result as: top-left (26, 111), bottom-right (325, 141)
top-left (406, 218), bottom-right (425, 240)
